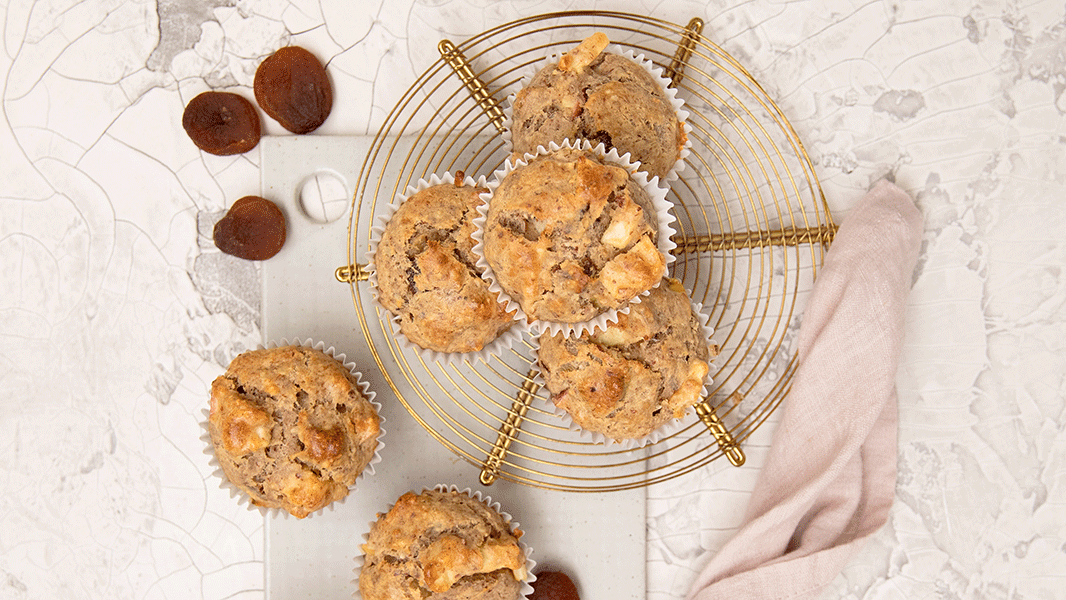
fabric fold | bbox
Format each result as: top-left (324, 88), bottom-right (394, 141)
top-left (687, 179), bottom-right (923, 600)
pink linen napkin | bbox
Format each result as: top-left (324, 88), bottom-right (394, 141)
top-left (687, 179), bottom-right (923, 600)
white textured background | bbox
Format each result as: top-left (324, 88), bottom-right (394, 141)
top-left (2, 0), bottom-right (1064, 598)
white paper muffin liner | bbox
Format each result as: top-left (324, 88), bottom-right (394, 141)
top-left (501, 41), bottom-right (692, 183)
top-left (365, 171), bottom-right (529, 365)
top-left (532, 295), bottom-right (717, 450)
top-left (472, 138), bottom-right (677, 338)
top-left (201, 338), bottom-right (385, 519)
top-left (351, 484), bottom-right (537, 599)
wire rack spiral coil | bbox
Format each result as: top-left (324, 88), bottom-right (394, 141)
top-left (339, 11), bottom-right (834, 492)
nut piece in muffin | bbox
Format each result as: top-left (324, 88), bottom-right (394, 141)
top-left (483, 146), bottom-right (666, 325)
top-left (360, 488), bottom-right (528, 600)
top-left (537, 278), bottom-right (714, 440)
top-left (374, 174), bottom-right (516, 354)
top-left (207, 345), bottom-right (381, 518)
top-left (509, 32), bottom-right (686, 180)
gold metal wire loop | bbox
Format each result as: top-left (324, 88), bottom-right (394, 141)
top-left (335, 263), bottom-right (369, 283)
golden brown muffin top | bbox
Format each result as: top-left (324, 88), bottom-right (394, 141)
top-left (537, 278), bottom-right (713, 440)
top-left (510, 33), bottom-right (686, 179)
top-left (360, 489), bottom-right (526, 600)
top-left (483, 148), bottom-right (666, 324)
top-left (374, 176), bottom-right (516, 353)
top-left (208, 345), bottom-right (380, 518)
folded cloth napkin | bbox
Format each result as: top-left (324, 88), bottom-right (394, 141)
top-left (687, 179), bottom-right (922, 600)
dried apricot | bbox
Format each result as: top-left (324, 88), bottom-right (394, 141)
top-left (213, 196), bottom-right (287, 260)
top-left (254, 46), bottom-right (333, 134)
top-left (530, 570), bottom-right (580, 600)
top-left (182, 91), bottom-right (261, 155)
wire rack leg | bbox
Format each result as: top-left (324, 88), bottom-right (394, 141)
top-left (439, 40), bottom-right (507, 135)
top-left (666, 18), bottom-right (704, 87)
top-left (481, 369), bottom-right (539, 485)
top-left (695, 400), bottom-right (746, 466)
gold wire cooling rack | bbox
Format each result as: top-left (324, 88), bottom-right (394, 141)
top-left (335, 11), bottom-right (835, 492)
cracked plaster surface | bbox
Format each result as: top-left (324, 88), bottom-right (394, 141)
top-left (1, 0), bottom-right (1064, 598)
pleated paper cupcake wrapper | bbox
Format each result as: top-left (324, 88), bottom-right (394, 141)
top-left (364, 171), bottom-right (529, 365)
top-left (471, 138), bottom-right (678, 338)
top-left (351, 484), bottom-right (537, 599)
top-left (501, 42), bottom-right (692, 183)
top-left (201, 338), bottom-right (385, 519)
top-left (531, 299), bottom-right (717, 450)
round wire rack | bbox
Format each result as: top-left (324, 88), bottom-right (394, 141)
top-left (338, 11), bottom-right (835, 492)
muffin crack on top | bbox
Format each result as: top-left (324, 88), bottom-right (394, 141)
top-left (372, 175), bottom-right (517, 355)
top-left (402, 213), bottom-right (481, 280)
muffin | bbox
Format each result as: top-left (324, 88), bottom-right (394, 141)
top-left (207, 344), bottom-right (381, 518)
top-left (478, 144), bottom-right (668, 328)
top-left (359, 488), bottom-right (530, 600)
top-left (536, 278), bottom-right (714, 441)
top-left (508, 32), bottom-right (687, 180)
top-left (372, 173), bottom-right (517, 355)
